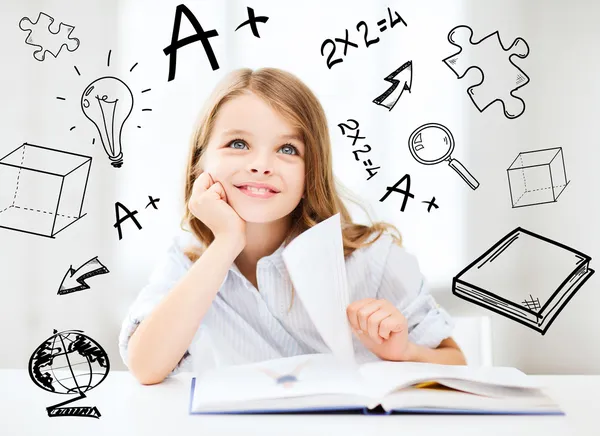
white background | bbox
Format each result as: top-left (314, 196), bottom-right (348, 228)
top-left (0, 0), bottom-right (598, 374)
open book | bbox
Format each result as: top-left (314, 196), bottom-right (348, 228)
top-left (189, 353), bottom-right (562, 415)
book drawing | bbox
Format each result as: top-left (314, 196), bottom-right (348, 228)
top-left (453, 227), bottom-right (594, 334)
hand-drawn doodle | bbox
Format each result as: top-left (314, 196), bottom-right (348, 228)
top-left (337, 118), bottom-right (380, 180)
top-left (235, 7), bottom-right (269, 38)
top-left (81, 76), bottom-right (134, 168)
top-left (58, 257), bottom-right (109, 295)
top-left (145, 195), bottom-right (160, 209)
top-left (163, 4), bottom-right (220, 81)
top-left (330, 123), bottom-right (438, 212)
top-left (379, 173), bottom-right (415, 213)
top-left (163, 5), bottom-right (270, 80)
top-left (443, 25), bottom-right (530, 119)
top-left (373, 60), bottom-right (412, 111)
top-left (421, 197), bottom-right (439, 213)
top-left (0, 143), bottom-right (91, 238)
top-left (507, 147), bottom-right (569, 208)
top-left (19, 12), bottom-right (80, 61)
top-left (408, 123), bottom-right (480, 190)
top-left (453, 227), bottom-right (594, 335)
top-left (28, 329), bottom-right (110, 418)
top-left (378, 172), bottom-right (440, 214)
top-left (114, 196), bottom-right (160, 240)
top-left (57, 51), bottom-right (152, 148)
top-left (257, 359), bottom-right (311, 389)
top-left (321, 7), bottom-right (407, 69)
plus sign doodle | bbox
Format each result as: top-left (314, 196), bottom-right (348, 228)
top-left (114, 195), bottom-right (160, 240)
top-left (235, 7), bottom-right (269, 38)
top-left (379, 174), bottom-right (440, 214)
top-left (163, 4), bottom-right (269, 82)
top-left (337, 118), bottom-right (440, 213)
top-left (422, 197), bottom-right (439, 213)
top-left (145, 195), bottom-right (160, 209)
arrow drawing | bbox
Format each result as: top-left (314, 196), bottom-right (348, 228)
top-left (58, 257), bottom-right (109, 295)
top-left (373, 60), bottom-right (413, 111)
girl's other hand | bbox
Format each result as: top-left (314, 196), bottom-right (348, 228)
top-left (188, 172), bottom-right (247, 247)
top-left (347, 298), bottom-right (413, 362)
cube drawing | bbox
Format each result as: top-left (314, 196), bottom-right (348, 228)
top-left (507, 147), bottom-right (569, 208)
top-left (0, 143), bottom-right (91, 238)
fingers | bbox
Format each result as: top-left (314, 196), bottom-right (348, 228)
top-left (192, 172), bottom-right (227, 202)
top-left (357, 300), bottom-right (385, 332)
top-left (207, 180), bottom-right (227, 202)
top-left (347, 298), bottom-right (377, 332)
top-left (379, 315), bottom-right (407, 340)
top-left (192, 171), bottom-right (213, 194)
top-left (347, 298), bottom-right (404, 344)
top-left (367, 310), bottom-right (392, 344)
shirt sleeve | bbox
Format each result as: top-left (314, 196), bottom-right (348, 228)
top-left (375, 238), bottom-right (455, 349)
top-left (118, 232), bottom-right (198, 377)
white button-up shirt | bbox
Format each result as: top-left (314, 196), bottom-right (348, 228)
top-left (118, 230), bottom-right (455, 376)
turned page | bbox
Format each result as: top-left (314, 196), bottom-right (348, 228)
top-left (281, 213), bottom-right (357, 366)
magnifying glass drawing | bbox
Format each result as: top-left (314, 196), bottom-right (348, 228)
top-left (408, 123), bottom-right (480, 190)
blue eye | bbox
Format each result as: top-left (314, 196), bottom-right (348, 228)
top-left (229, 139), bottom-right (248, 150)
top-left (279, 144), bottom-right (299, 155)
top-left (227, 139), bottom-right (299, 155)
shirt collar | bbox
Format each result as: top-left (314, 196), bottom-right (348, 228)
top-left (228, 240), bottom-right (289, 289)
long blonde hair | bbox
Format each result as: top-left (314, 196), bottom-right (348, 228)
top-left (181, 68), bottom-right (402, 309)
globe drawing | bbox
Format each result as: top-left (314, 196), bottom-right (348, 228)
top-left (28, 329), bottom-right (110, 417)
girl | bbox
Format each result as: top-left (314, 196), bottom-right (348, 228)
top-left (119, 67), bottom-right (466, 385)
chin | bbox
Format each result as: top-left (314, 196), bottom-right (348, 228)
top-left (237, 208), bottom-right (288, 224)
top-left (234, 201), bottom-right (300, 224)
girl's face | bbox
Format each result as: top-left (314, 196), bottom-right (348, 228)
top-left (201, 92), bottom-right (306, 224)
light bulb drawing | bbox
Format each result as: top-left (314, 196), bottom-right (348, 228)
top-left (81, 76), bottom-right (133, 168)
top-left (55, 49), bottom-right (153, 168)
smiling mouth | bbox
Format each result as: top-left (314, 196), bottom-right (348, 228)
top-left (235, 185), bottom-right (279, 198)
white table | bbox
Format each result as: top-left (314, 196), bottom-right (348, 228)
top-left (1, 370), bottom-right (597, 436)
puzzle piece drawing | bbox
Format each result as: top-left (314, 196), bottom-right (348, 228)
top-left (443, 25), bottom-right (529, 119)
top-left (19, 12), bottom-right (80, 61)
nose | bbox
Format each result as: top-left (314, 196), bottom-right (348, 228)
top-left (247, 150), bottom-right (273, 175)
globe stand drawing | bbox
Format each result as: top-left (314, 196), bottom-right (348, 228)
top-left (28, 329), bottom-right (110, 418)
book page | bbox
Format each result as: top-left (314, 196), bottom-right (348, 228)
top-left (191, 353), bottom-right (368, 411)
top-left (358, 361), bottom-right (542, 398)
top-left (381, 387), bottom-right (558, 413)
top-left (281, 213), bottom-right (357, 365)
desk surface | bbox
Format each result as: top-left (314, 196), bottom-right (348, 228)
top-left (1, 370), bottom-right (597, 436)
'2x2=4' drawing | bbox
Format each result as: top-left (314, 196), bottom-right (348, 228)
top-left (453, 228), bottom-right (594, 335)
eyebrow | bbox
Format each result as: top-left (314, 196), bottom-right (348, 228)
top-left (222, 128), bottom-right (304, 143)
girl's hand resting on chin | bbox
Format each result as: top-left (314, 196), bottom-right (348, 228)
top-left (188, 172), bottom-right (246, 249)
